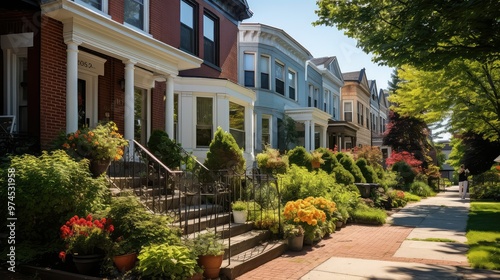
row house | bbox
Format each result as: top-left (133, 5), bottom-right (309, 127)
top-left (369, 80), bottom-right (389, 147)
top-left (1, 0), bottom-right (254, 165)
top-left (238, 23), bottom-right (343, 153)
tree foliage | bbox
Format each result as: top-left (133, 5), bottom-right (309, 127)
top-left (454, 132), bottom-right (500, 175)
top-left (204, 127), bottom-right (245, 174)
top-left (390, 61), bottom-right (500, 142)
top-left (314, 0), bottom-right (500, 69)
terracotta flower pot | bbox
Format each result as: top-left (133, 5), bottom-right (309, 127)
top-left (113, 252), bottom-right (137, 272)
top-left (89, 159), bottom-right (111, 178)
top-left (197, 254), bottom-right (223, 279)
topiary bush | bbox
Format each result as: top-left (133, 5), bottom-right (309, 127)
top-left (203, 127), bottom-right (245, 174)
top-left (316, 147), bottom-right (339, 174)
top-left (0, 150), bottom-right (110, 251)
top-left (337, 152), bottom-right (366, 183)
top-left (286, 146), bottom-right (311, 169)
top-left (391, 161), bottom-right (416, 188)
top-left (356, 158), bottom-right (379, 183)
top-left (332, 165), bottom-right (355, 185)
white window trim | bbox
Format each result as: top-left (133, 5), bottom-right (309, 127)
top-left (124, 0), bottom-right (150, 34)
top-left (75, 0), bottom-right (109, 15)
top-left (288, 68), bottom-right (297, 101)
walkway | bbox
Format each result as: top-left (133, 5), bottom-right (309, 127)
top-left (236, 186), bottom-right (500, 279)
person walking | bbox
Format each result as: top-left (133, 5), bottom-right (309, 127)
top-left (458, 164), bottom-right (470, 199)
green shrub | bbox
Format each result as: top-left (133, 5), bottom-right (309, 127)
top-left (203, 127), bottom-right (245, 174)
top-left (470, 171), bottom-right (500, 200)
top-left (388, 189), bottom-right (408, 208)
top-left (147, 130), bottom-right (185, 169)
top-left (356, 158), bottom-right (379, 183)
top-left (332, 165), bottom-right (355, 185)
top-left (99, 195), bottom-right (182, 254)
top-left (137, 244), bottom-right (198, 279)
top-left (409, 181), bottom-right (435, 197)
top-left (404, 192), bottom-right (421, 202)
top-left (392, 161), bottom-right (416, 187)
top-left (0, 150), bottom-right (109, 246)
top-left (279, 165), bottom-right (339, 202)
top-left (351, 204), bottom-right (387, 225)
top-left (337, 152), bottom-right (366, 183)
top-left (316, 147), bottom-right (338, 174)
top-left (256, 147), bottom-right (288, 174)
top-left (286, 146), bottom-right (311, 169)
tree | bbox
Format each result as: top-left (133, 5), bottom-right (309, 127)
top-left (451, 132), bottom-right (500, 175)
top-left (314, 0), bottom-right (500, 69)
top-left (278, 115), bottom-right (298, 151)
top-left (204, 127), bottom-right (245, 174)
top-left (390, 61), bottom-right (500, 142)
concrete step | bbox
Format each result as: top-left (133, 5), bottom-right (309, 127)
top-left (221, 239), bottom-right (287, 280)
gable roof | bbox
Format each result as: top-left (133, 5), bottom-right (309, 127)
top-left (342, 68), bottom-right (370, 92)
top-left (310, 56), bottom-right (344, 85)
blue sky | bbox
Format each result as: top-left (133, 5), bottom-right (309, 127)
top-left (243, 0), bottom-right (394, 90)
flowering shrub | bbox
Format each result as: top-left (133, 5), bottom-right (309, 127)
top-left (388, 189), bottom-right (408, 208)
top-left (61, 122), bottom-right (128, 161)
top-left (59, 214), bottom-right (114, 260)
top-left (386, 151), bottom-right (422, 172)
top-left (283, 197), bottom-right (327, 241)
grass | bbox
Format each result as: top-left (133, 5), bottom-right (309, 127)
top-left (408, 237), bottom-right (458, 243)
top-left (466, 201), bottom-right (500, 270)
top-left (404, 192), bottom-right (421, 202)
top-left (351, 205), bottom-right (387, 225)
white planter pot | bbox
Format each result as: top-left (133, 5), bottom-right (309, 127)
top-left (232, 210), bottom-right (247, 223)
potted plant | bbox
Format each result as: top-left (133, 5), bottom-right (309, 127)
top-left (310, 150), bottom-right (325, 169)
top-left (60, 121), bottom-right (129, 177)
top-left (59, 214), bottom-right (114, 275)
top-left (110, 238), bottom-right (137, 272)
top-left (283, 197), bottom-right (327, 245)
top-left (231, 200), bottom-right (248, 223)
top-left (189, 231), bottom-right (227, 279)
top-left (137, 244), bottom-right (199, 279)
top-left (283, 224), bottom-right (304, 251)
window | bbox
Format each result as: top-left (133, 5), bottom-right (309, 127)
top-left (260, 55), bottom-right (270, 89)
top-left (75, 0), bottom-right (108, 13)
top-left (366, 108), bottom-right (370, 128)
top-left (244, 53), bottom-right (255, 87)
top-left (308, 85), bottom-right (313, 107)
top-left (314, 88), bottom-right (319, 108)
top-left (124, 0), bottom-right (148, 31)
top-left (229, 102), bottom-right (245, 149)
top-left (196, 97), bottom-right (213, 147)
top-left (203, 12), bottom-right (218, 66)
top-left (344, 102), bottom-right (352, 122)
top-left (180, 0), bottom-right (196, 54)
top-left (357, 102), bottom-right (363, 126)
top-left (262, 117), bottom-right (270, 149)
top-left (324, 90), bottom-right (329, 113)
top-left (332, 95), bottom-right (338, 119)
top-left (288, 70), bottom-right (296, 100)
top-left (275, 61), bottom-right (284, 95)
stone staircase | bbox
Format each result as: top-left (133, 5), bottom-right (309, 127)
top-left (109, 166), bottom-right (287, 279)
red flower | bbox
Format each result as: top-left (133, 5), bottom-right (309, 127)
top-left (59, 251), bottom-right (66, 261)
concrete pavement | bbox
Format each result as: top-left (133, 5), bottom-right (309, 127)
top-left (237, 186), bottom-right (500, 279)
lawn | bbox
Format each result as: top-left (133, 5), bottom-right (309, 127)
top-left (466, 201), bottom-right (500, 270)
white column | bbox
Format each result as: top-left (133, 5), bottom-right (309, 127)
top-left (304, 120), bottom-right (310, 151)
top-left (124, 60), bottom-right (135, 145)
top-left (66, 41), bottom-right (79, 133)
top-left (310, 121), bottom-right (315, 151)
top-left (180, 92), bottom-right (194, 150)
top-left (321, 126), bottom-right (327, 148)
top-left (165, 75), bottom-right (174, 138)
top-left (244, 104), bottom-right (254, 161)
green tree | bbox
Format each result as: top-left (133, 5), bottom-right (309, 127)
top-left (278, 115), bottom-right (298, 151)
top-left (314, 0), bottom-right (500, 69)
top-left (390, 62), bottom-right (500, 142)
top-left (204, 127), bottom-right (245, 174)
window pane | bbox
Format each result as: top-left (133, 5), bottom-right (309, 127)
top-left (78, 0), bottom-right (102, 10)
top-left (124, 0), bottom-right (144, 29)
top-left (244, 53), bottom-right (255, 71)
top-left (203, 15), bottom-right (214, 41)
top-left (275, 63), bottom-right (284, 80)
top-left (180, 24), bottom-right (194, 53)
top-left (260, 56), bottom-right (269, 73)
top-left (204, 38), bottom-right (215, 64)
top-left (245, 71), bottom-right (255, 87)
top-left (180, 1), bottom-right (194, 28)
top-left (260, 73), bottom-right (269, 89)
top-left (197, 97), bottom-right (213, 147)
top-left (230, 102), bottom-right (245, 149)
top-left (276, 79), bottom-right (284, 95)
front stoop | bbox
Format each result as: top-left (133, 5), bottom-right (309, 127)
top-left (220, 240), bottom-right (287, 280)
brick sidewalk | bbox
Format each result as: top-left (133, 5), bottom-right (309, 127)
top-left (236, 224), bottom-right (469, 280)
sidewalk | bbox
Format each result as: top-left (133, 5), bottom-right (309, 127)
top-left (237, 186), bottom-right (500, 280)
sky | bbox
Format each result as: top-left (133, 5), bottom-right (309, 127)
top-left (243, 0), bottom-right (394, 90)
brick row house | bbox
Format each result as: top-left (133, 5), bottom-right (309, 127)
top-left (2, 0), bottom-right (390, 167)
top-left (1, 0), bottom-right (254, 164)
